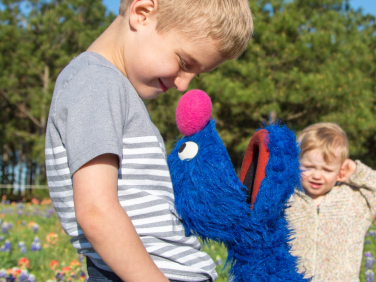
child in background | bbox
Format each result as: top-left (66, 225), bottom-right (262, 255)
top-left (45, 0), bottom-right (253, 281)
top-left (287, 122), bottom-right (376, 282)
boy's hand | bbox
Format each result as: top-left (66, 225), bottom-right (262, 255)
top-left (337, 159), bottom-right (357, 182)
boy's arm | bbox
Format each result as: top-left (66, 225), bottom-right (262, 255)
top-left (347, 160), bottom-right (376, 218)
top-left (73, 153), bottom-right (169, 282)
top-left (347, 160), bottom-right (376, 190)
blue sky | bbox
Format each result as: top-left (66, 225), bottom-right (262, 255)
top-left (103, 0), bottom-right (376, 16)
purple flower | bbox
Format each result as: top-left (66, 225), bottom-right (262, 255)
top-left (1, 222), bottom-right (10, 234)
top-left (21, 221), bottom-right (26, 226)
top-left (20, 246), bottom-right (27, 253)
top-left (17, 210), bottom-right (23, 215)
top-left (0, 269), bottom-right (7, 278)
top-left (18, 271), bottom-right (29, 282)
top-left (27, 274), bottom-right (36, 282)
top-left (366, 240), bottom-right (371, 244)
top-left (78, 254), bottom-right (85, 262)
top-left (32, 224), bottom-right (39, 233)
top-left (366, 269), bottom-right (375, 282)
top-left (31, 237), bottom-right (40, 251)
top-left (18, 241), bottom-right (25, 248)
top-left (366, 257), bottom-right (375, 271)
top-left (366, 252), bottom-right (374, 258)
top-left (0, 236), bottom-right (4, 241)
top-left (4, 239), bottom-right (11, 250)
top-left (7, 273), bottom-right (16, 282)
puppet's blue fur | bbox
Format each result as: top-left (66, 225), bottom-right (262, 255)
top-left (168, 120), bottom-right (309, 282)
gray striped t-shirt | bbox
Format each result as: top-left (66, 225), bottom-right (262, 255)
top-left (45, 52), bottom-right (217, 281)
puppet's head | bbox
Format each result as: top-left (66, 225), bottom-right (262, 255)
top-left (168, 90), bottom-right (250, 243)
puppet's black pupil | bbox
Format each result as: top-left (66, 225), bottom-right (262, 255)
top-left (179, 143), bottom-right (186, 153)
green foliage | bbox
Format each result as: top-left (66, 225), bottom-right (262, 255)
top-left (0, 0), bottom-right (115, 188)
top-left (147, 0), bottom-right (376, 169)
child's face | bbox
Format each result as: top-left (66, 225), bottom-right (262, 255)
top-left (300, 149), bottom-right (343, 201)
top-left (125, 20), bottom-right (225, 99)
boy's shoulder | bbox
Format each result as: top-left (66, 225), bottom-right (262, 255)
top-left (56, 52), bottom-right (125, 87)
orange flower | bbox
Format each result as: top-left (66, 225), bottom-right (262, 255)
top-left (13, 269), bottom-right (21, 275)
top-left (27, 221), bottom-right (35, 227)
top-left (46, 232), bottom-right (58, 244)
top-left (18, 257), bottom-right (30, 268)
top-left (17, 220), bottom-right (21, 225)
top-left (41, 198), bottom-right (52, 205)
top-left (0, 214), bottom-right (4, 218)
top-left (49, 260), bottom-right (59, 270)
top-left (70, 260), bottom-right (81, 267)
top-left (31, 198), bottom-right (39, 205)
top-left (61, 266), bottom-right (71, 273)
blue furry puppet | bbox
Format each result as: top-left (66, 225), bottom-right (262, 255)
top-left (167, 90), bottom-right (309, 282)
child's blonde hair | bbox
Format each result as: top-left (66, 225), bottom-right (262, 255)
top-left (298, 123), bottom-right (349, 164)
top-left (119, 0), bottom-right (253, 60)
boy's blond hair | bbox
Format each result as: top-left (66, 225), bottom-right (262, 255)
top-left (298, 123), bottom-right (349, 164)
top-left (119, 0), bottom-right (253, 60)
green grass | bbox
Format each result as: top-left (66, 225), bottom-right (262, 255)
top-left (1, 201), bottom-right (375, 281)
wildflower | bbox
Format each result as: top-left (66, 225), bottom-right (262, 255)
top-left (61, 266), bottom-right (71, 273)
top-left (70, 260), bottom-right (81, 267)
top-left (18, 241), bottom-right (26, 248)
top-left (215, 255), bottom-right (222, 266)
top-left (1, 240), bottom-right (12, 252)
top-left (46, 233), bottom-right (58, 245)
top-left (365, 252), bottom-right (373, 257)
top-left (49, 260), bottom-right (59, 270)
top-left (366, 240), bottom-right (371, 244)
top-left (20, 246), bottom-right (27, 253)
top-left (78, 254), bottom-right (85, 262)
top-left (0, 269), bottom-right (6, 278)
top-left (1, 222), bottom-right (10, 234)
top-left (6, 273), bottom-right (15, 282)
top-left (366, 269), bottom-right (375, 282)
top-left (366, 256), bottom-right (376, 271)
top-left (30, 198), bottom-right (39, 205)
top-left (18, 270), bottom-right (30, 282)
top-left (18, 258), bottom-right (30, 269)
top-left (31, 237), bottom-right (41, 251)
top-left (21, 221), bottom-right (26, 226)
top-left (30, 242), bottom-right (41, 252)
top-left (27, 274), bottom-right (36, 282)
top-left (0, 236), bottom-right (4, 241)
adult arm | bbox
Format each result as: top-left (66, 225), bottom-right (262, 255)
top-left (73, 153), bottom-right (169, 282)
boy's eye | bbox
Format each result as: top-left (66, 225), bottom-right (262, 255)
top-left (179, 58), bottom-right (188, 71)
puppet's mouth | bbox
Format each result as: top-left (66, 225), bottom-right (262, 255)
top-left (239, 130), bottom-right (269, 208)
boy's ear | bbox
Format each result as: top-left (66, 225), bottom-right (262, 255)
top-left (336, 159), bottom-right (356, 182)
top-left (129, 0), bottom-right (157, 30)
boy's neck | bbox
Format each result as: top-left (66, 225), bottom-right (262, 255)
top-left (87, 16), bottom-right (128, 77)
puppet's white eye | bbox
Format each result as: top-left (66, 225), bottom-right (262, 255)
top-left (178, 141), bottom-right (199, 161)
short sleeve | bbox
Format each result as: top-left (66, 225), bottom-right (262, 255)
top-left (54, 65), bottom-right (127, 176)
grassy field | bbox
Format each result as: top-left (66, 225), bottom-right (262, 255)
top-left (0, 200), bottom-right (375, 282)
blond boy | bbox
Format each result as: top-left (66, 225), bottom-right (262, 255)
top-left (45, 0), bottom-right (253, 281)
top-left (287, 123), bottom-right (376, 282)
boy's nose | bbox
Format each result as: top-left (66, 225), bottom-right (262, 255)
top-left (174, 73), bottom-right (197, 92)
top-left (311, 170), bottom-right (322, 179)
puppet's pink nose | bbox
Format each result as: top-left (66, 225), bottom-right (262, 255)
top-left (176, 89), bottom-right (212, 137)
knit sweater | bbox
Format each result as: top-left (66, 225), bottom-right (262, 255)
top-left (286, 161), bottom-right (376, 282)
